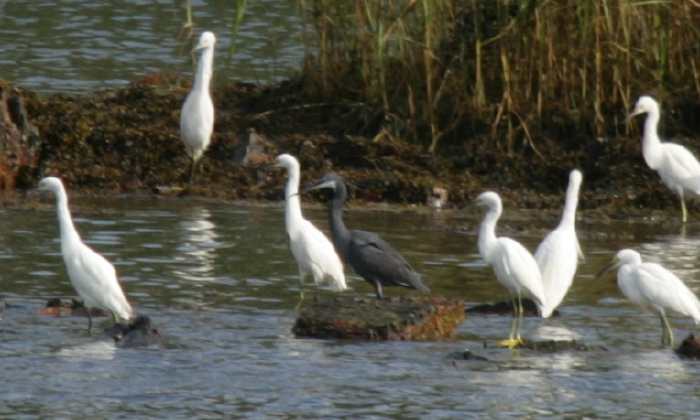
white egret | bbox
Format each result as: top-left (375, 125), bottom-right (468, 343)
top-left (303, 173), bottom-right (431, 299)
top-left (37, 177), bottom-right (133, 333)
top-left (475, 191), bottom-right (546, 348)
top-left (271, 154), bottom-right (347, 303)
top-left (180, 30), bottom-right (217, 185)
top-left (535, 169), bottom-right (584, 318)
top-left (626, 95), bottom-right (700, 223)
top-left (598, 248), bottom-right (700, 346)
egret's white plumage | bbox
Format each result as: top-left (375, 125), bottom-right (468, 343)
top-left (272, 155), bottom-right (347, 301)
top-left (535, 169), bottom-right (584, 318)
top-left (598, 249), bottom-right (700, 346)
top-left (37, 177), bottom-right (133, 332)
top-left (627, 95), bottom-right (700, 223)
top-left (475, 191), bottom-right (546, 347)
top-left (180, 30), bottom-right (216, 184)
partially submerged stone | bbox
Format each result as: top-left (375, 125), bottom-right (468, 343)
top-left (675, 334), bottom-right (700, 360)
top-left (466, 298), bottom-right (559, 317)
top-left (513, 339), bottom-right (606, 352)
top-left (101, 315), bottom-right (163, 348)
top-left (292, 296), bottom-right (464, 341)
top-left (461, 349), bottom-right (490, 361)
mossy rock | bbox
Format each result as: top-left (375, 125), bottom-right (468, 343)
top-left (293, 295), bottom-right (464, 341)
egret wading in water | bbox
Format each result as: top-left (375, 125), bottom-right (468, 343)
top-left (626, 95), bottom-right (700, 223)
top-left (535, 169), bottom-right (584, 319)
top-left (180, 31), bottom-right (216, 185)
top-left (271, 154), bottom-right (347, 304)
top-left (475, 191), bottom-right (546, 348)
top-left (37, 177), bottom-right (133, 333)
top-left (302, 173), bottom-right (430, 299)
top-left (598, 249), bottom-right (700, 347)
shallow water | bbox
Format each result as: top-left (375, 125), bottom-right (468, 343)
top-left (1, 0), bottom-right (304, 94)
top-left (2, 197), bottom-right (700, 417)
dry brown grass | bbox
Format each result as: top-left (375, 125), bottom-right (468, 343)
top-left (297, 0), bottom-right (700, 153)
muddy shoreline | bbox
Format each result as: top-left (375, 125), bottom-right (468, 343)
top-left (0, 76), bottom-right (695, 222)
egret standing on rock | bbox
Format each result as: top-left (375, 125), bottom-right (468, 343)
top-left (535, 169), bottom-right (584, 319)
top-left (597, 249), bottom-right (700, 347)
top-left (271, 154), bottom-right (347, 303)
top-left (626, 95), bottom-right (700, 223)
top-left (475, 191), bottom-right (546, 348)
top-left (180, 31), bottom-right (217, 185)
top-left (302, 173), bottom-right (430, 300)
top-left (37, 177), bottom-right (133, 333)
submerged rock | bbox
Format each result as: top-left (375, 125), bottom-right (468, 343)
top-left (461, 349), bottom-right (490, 361)
top-left (293, 295), bottom-right (464, 341)
top-left (675, 334), bottom-right (700, 360)
top-left (466, 298), bottom-right (558, 317)
top-left (512, 339), bottom-right (606, 352)
top-left (102, 315), bottom-right (162, 348)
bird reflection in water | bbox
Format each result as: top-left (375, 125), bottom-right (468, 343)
top-left (174, 207), bottom-right (221, 282)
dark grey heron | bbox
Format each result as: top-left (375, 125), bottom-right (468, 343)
top-left (303, 173), bottom-right (430, 299)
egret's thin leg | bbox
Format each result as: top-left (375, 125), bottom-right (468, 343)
top-left (515, 295), bottom-right (524, 342)
top-left (660, 313), bottom-right (674, 347)
top-left (375, 282), bottom-right (384, 300)
top-left (294, 274), bottom-right (306, 311)
top-left (298, 274), bottom-right (306, 301)
top-left (87, 310), bottom-right (93, 335)
top-left (188, 157), bottom-right (197, 185)
top-left (111, 310), bottom-right (121, 325)
top-left (509, 298), bottom-right (518, 342)
top-left (681, 196), bottom-right (688, 223)
top-left (496, 297), bottom-right (520, 348)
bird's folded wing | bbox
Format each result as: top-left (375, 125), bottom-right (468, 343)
top-left (637, 264), bottom-right (700, 318)
top-left (663, 144), bottom-right (700, 193)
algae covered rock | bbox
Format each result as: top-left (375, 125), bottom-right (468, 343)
top-left (0, 81), bottom-right (39, 189)
top-left (293, 295), bottom-right (464, 341)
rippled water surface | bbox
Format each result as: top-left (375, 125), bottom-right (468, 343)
top-left (2, 197), bottom-right (700, 417)
top-left (1, 0), bottom-right (303, 93)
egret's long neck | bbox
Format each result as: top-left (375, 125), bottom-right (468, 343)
top-left (193, 47), bottom-right (214, 94)
top-left (54, 188), bottom-right (81, 246)
top-left (559, 179), bottom-right (581, 229)
top-left (328, 184), bottom-right (352, 258)
top-left (284, 165), bottom-right (303, 233)
top-left (641, 109), bottom-right (663, 170)
top-left (478, 205), bottom-right (500, 263)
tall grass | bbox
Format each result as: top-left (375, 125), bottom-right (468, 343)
top-left (297, 0), bottom-right (700, 153)
top-left (223, 0), bottom-right (248, 80)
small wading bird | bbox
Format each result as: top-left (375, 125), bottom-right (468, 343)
top-left (270, 154), bottom-right (347, 305)
top-left (626, 95), bottom-right (700, 223)
top-left (302, 173), bottom-right (430, 300)
top-left (37, 177), bottom-right (133, 333)
top-left (180, 31), bottom-right (217, 185)
top-left (475, 191), bottom-right (546, 348)
top-left (535, 169), bottom-right (584, 319)
top-left (597, 249), bottom-right (700, 347)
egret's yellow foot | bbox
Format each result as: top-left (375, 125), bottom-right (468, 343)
top-left (495, 337), bottom-right (522, 349)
